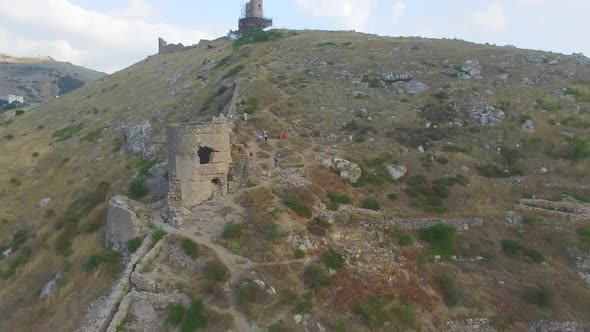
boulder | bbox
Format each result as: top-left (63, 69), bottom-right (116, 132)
top-left (315, 155), bottom-right (362, 183)
top-left (123, 122), bottom-right (157, 160)
top-left (39, 271), bottom-right (61, 300)
top-left (105, 196), bottom-right (148, 249)
top-left (38, 198), bottom-right (51, 208)
top-left (467, 105), bottom-right (505, 125)
top-left (387, 165), bottom-right (407, 180)
top-left (522, 119), bottom-right (535, 133)
top-left (402, 81), bottom-right (429, 95)
top-left (381, 72), bottom-right (413, 82)
top-left (505, 211), bottom-right (524, 226)
top-left (462, 60), bottom-right (483, 78)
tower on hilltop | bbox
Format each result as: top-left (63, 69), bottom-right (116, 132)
top-left (238, 0), bottom-right (272, 33)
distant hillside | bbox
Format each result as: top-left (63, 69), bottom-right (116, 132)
top-left (0, 54), bottom-right (106, 104)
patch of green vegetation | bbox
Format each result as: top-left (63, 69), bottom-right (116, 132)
top-left (361, 75), bottom-right (381, 88)
top-left (151, 227), bottom-right (167, 242)
top-left (138, 159), bottom-right (161, 177)
top-left (501, 239), bottom-right (545, 263)
top-left (242, 97), bottom-right (259, 115)
top-left (227, 240), bottom-right (241, 254)
top-left (439, 273), bottom-right (464, 307)
top-left (405, 175), bottom-right (467, 213)
top-left (387, 193), bottom-right (399, 201)
top-left (577, 227), bottom-right (590, 251)
top-left (265, 222), bottom-right (280, 241)
top-left (83, 249), bottom-right (122, 273)
top-left (181, 300), bottom-right (208, 331)
top-left (1, 248), bottom-right (31, 280)
top-left (294, 249), bottom-right (306, 259)
top-left (3, 134), bottom-right (14, 140)
top-left (565, 86), bottom-right (590, 102)
top-left (358, 296), bottom-right (416, 330)
top-left (536, 97), bottom-right (561, 112)
top-left (303, 263), bottom-right (331, 290)
top-left (181, 238), bottom-right (199, 258)
top-left (420, 224), bottom-right (457, 259)
top-left (491, 316), bottom-right (508, 331)
top-left (294, 292), bottom-right (314, 314)
top-left (80, 128), bottom-right (104, 144)
top-left (477, 164), bottom-right (524, 178)
top-left (204, 261), bottom-right (230, 283)
top-left (238, 280), bottom-right (265, 305)
top-left (361, 198), bottom-right (381, 211)
top-left (384, 228), bottom-right (414, 247)
top-left (322, 247), bottom-right (345, 270)
top-left (15, 109), bottom-right (24, 116)
top-left (284, 193), bottom-right (312, 218)
top-left (127, 237), bottom-right (143, 253)
top-left (167, 303), bottom-right (186, 326)
top-left (561, 116), bottom-right (590, 129)
top-left (233, 29), bottom-right (287, 50)
top-left (433, 91), bottom-right (449, 100)
top-left (524, 284), bottom-right (554, 307)
top-left (214, 55), bottom-right (232, 68)
top-left (222, 64), bottom-right (245, 79)
top-left (52, 124), bottom-right (82, 142)
top-left (128, 177), bottom-right (148, 199)
top-left (327, 192), bottom-right (351, 211)
top-left (222, 222), bottom-right (241, 240)
top-left (9, 229), bottom-right (28, 251)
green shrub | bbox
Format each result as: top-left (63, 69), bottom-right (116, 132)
top-left (227, 241), bottom-right (241, 254)
top-left (233, 29), bottom-right (286, 50)
top-left (420, 224), bottom-right (457, 259)
top-left (398, 234), bottom-right (414, 247)
top-left (152, 227), bottom-right (167, 242)
top-left (83, 250), bottom-right (121, 273)
top-left (138, 159), bottom-right (160, 177)
top-left (294, 294), bottom-right (314, 314)
top-left (491, 316), bottom-right (508, 331)
top-left (127, 237), bottom-right (143, 253)
top-left (442, 145), bottom-right (471, 154)
top-left (284, 193), bottom-right (312, 218)
top-left (80, 128), bottom-right (103, 144)
top-left (204, 261), bottom-right (230, 283)
top-left (322, 248), bottom-right (345, 270)
top-left (327, 192), bottom-right (351, 210)
top-left (10, 229), bottom-right (28, 251)
top-left (15, 109), bottom-right (24, 116)
top-left (181, 238), bottom-right (199, 258)
top-left (303, 263), bottom-right (331, 289)
top-left (524, 284), bottom-right (554, 307)
top-left (501, 240), bottom-right (545, 263)
top-left (242, 97), bottom-right (259, 115)
top-left (222, 64), bottom-right (245, 79)
top-left (387, 193), bottom-right (399, 201)
top-left (52, 124), bottom-right (82, 142)
top-left (477, 164), bottom-right (524, 178)
top-left (265, 222), bottom-right (280, 241)
top-left (128, 177), bottom-right (148, 199)
top-left (439, 273), bottom-right (464, 307)
top-left (238, 280), bottom-right (265, 305)
top-left (181, 300), bottom-right (208, 331)
top-left (361, 198), bottom-right (380, 211)
top-left (536, 97), bottom-right (561, 112)
top-left (358, 296), bottom-right (390, 328)
top-left (222, 222), bottom-right (241, 240)
top-left (167, 303), bottom-right (186, 326)
top-left (1, 249), bottom-right (31, 280)
top-left (294, 249), bottom-right (306, 259)
top-left (578, 227), bottom-right (590, 250)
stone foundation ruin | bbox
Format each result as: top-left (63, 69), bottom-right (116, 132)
top-left (166, 116), bottom-right (232, 225)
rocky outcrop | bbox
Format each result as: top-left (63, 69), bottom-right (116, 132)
top-left (445, 318), bottom-right (495, 332)
top-left (459, 59), bottom-right (484, 79)
top-left (123, 121), bottom-right (157, 160)
top-left (315, 155), bottom-right (362, 183)
top-left (106, 196), bottom-right (149, 249)
top-left (381, 72), bottom-right (413, 82)
top-left (401, 81), bottom-right (429, 95)
top-left (378, 217), bottom-right (483, 231)
top-left (528, 320), bottom-right (585, 332)
top-left (39, 271), bottom-right (62, 300)
top-left (386, 164), bottom-right (407, 180)
top-left (467, 105), bottom-right (506, 125)
top-left (522, 119), bottom-right (535, 133)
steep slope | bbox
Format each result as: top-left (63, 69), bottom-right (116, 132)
top-left (0, 30), bottom-right (589, 331)
top-left (0, 54), bottom-right (106, 105)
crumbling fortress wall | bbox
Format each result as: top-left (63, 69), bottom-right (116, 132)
top-left (238, 0), bottom-right (272, 33)
top-left (166, 116), bottom-right (231, 224)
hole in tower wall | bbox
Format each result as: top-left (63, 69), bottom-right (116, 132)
top-left (211, 178), bottom-right (220, 185)
top-left (198, 146), bottom-right (216, 164)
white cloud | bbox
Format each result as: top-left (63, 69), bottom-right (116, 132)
top-left (0, 0), bottom-right (215, 73)
top-left (471, 2), bottom-right (509, 32)
top-left (294, 0), bottom-right (378, 30)
top-left (392, 1), bottom-right (407, 24)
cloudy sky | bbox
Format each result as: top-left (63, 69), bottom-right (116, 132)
top-left (0, 0), bottom-right (588, 73)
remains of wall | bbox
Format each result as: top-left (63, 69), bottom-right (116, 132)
top-left (105, 196), bottom-right (150, 249)
top-left (166, 116), bottom-right (232, 225)
top-left (158, 38), bottom-right (187, 54)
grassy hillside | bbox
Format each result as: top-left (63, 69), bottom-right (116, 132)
top-left (0, 30), bottom-right (589, 331)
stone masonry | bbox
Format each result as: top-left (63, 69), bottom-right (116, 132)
top-left (105, 196), bottom-right (149, 248)
top-left (166, 116), bottom-right (231, 225)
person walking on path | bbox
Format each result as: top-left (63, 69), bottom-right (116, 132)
top-left (274, 156), bottom-right (279, 168)
top-left (264, 130), bottom-right (268, 143)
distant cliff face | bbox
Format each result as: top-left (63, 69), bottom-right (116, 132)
top-left (0, 55), bottom-right (106, 104)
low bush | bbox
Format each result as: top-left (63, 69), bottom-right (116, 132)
top-left (398, 234), bottom-right (414, 247)
top-left (227, 241), bottom-right (240, 254)
top-left (501, 240), bottom-right (545, 263)
top-left (439, 273), bottom-right (464, 307)
top-left (387, 193), bottom-right (399, 201)
top-left (222, 222), bottom-right (241, 240)
top-left (151, 227), bottom-right (167, 242)
top-left (238, 280), bottom-right (265, 305)
top-left (265, 222), bottom-right (280, 241)
top-left (524, 284), bottom-right (554, 307)
top-left (83, 250), bottom-right (122, 273)
top-left (322, 248), bottom-right (345, 270)
top-left (578, 227), bottom-right (590, 250)
top-left (222, 64), bottom-right (245, 79)
top-left (181, 300), bottom-right (208, 331)
top-left (1, 249), bottom-right (31, 280)
top-left (357, 296), bottom-right (417, 329)
top-left (284, 193), bottom-right (312, 218)
top-left (138, 159), bottom-right (160, 177)
top-left (80, 128), bottom-right (103, 144)
top-left (477, 164), bottom-right (524, 178)
top-left (233, 29), bottom-right (286, 50)
top-left (15, 109), bottom-right (24, 116)
top-left (420, 224), bottom-right (457, 259)
top-left (358, 296), bottom-right (390, 328)
top-left (128, 177), bottom-right (148, 199)
top-left (10, 229), bottom-right (28, 251)
top-left (303, 263), bottom-right (331, 289)
top-left (181, 238), bottom-right (199, 258)
top-left (127, 237), bottom-right (143, 253)
top-left (294, 249), bottom-right (306, 259)
top-left (204, 261), bottom-right (230, 283)
top-left (52, 124), bottom-right (82, 142)
top-left (361, 198), bottom-right (381, 211)
top-left (327, 192), bottom-right (351, 211)
top-left (442, 145), bottom-right (471, 154)
top-left (167, 303), bottom-right (186, 326)
top-left (294, 292), bottom-right (314, 314)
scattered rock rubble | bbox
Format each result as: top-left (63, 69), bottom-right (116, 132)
top-left (39, 271), bottom-right (62, 300)
top-left (377, 217), bottom-right (483, 231)
top-left (445, 318), bottom-right (495, 332)
top-left (315, 154), bottom-right (362, 183)
top-left (386, 164), bottom-right (407, 180)
top-left (516, 199), bottom-right (590, 221)
top-left (528, 320), bottom-right (585, 332)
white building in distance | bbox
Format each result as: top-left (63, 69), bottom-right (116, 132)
top-left (0, 94), bottom-right (24, 104)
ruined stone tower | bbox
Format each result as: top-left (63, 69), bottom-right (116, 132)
top-left (166, 116), bottom-right (231, 224)
top-left (238, 0), bottom-right (272, 33)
